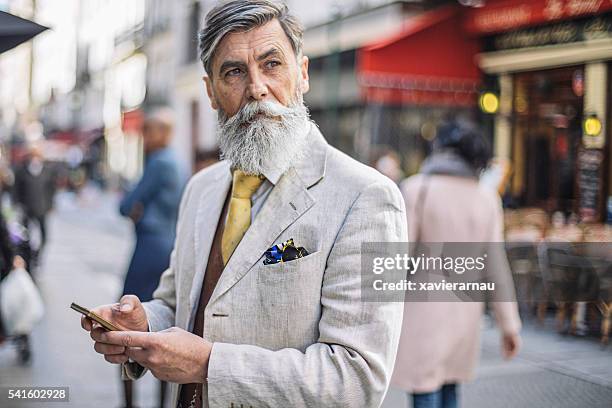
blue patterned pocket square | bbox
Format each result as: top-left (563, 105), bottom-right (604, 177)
top-left (263, 238), bottom-right (309, 265)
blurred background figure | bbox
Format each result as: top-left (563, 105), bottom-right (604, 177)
top-left (392, 121), bottom-right (522, 408)
top-left (118, 107), bottom-right (187, 408)
top-left (374, 149), bottom-right (404, 184)
top-left (0, 209), bottom-right (31, 364)
top-left (13, 143), bottom-right (56, 267)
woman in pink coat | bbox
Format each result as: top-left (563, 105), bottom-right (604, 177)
top-left (392, 121), bottom-right (522, 408)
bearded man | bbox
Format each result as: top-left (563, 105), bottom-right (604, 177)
top-left (82, 1), bottom-right (407, 407)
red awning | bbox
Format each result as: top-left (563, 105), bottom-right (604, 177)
top-left (357, 5), bottom-right (481, 106)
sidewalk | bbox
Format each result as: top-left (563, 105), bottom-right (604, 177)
top-left (0, 189), bottom-right (161, 408)
top-left (382, 318), bottom-right (612, 408)
top-left (1, 188), bottom-right (611, 407)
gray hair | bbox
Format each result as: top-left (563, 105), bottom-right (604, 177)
top-left (198, 0), bottom-right (304, 77)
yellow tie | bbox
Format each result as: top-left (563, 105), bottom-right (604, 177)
top-left (221, 170), bottom-right (265, 265)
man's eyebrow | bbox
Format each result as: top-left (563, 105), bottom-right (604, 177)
top-left (256, 48), bottom-right (283, 61)
top-left (218, 60), bottom-right (247, 75)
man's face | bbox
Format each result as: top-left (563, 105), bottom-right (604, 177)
top-left (204, 19), bottom-right (309, 117)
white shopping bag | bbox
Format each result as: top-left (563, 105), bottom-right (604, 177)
top-left (0, 268), bottom-right (45, 335)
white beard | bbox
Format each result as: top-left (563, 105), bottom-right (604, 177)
top-left (217, 94), bottom-right (311, 176)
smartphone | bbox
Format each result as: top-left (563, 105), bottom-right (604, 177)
top-left (70, 302), bottom-right (121, 331)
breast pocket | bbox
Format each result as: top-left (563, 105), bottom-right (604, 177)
top-left (256, 250), bottom-right (324, 284)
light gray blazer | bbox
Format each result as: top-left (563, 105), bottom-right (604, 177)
top-left (126, 125), bottom-right (407, 408)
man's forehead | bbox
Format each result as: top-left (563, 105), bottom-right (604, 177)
top-left (213, 20), bottom-right (294, 64)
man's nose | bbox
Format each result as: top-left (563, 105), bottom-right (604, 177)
top-left (246, 71), bottom-right (269, 101)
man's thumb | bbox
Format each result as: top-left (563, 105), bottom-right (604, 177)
top-left (119, 295), bottom-right (138, 312)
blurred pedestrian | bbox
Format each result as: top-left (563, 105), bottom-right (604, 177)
top-left (0, 209), bottom-right (30, 363)
top-left (13, 144), bottom-right (56, 259)
top-left (392, 121), bottom-right (522, 408)
top-left (118, 107), bottom-right (186, 408)
top-left (0, 211), bottom-right (15, 342)
top-left (374, 149), bottom-right (404, 184)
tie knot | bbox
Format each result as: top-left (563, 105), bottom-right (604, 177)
top-left (231, 170), bottom-right (265, 199)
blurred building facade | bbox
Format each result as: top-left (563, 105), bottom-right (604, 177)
top-left (0, 0), bottom-right (37, 164)
top-left (0, 0), bottom-right (610, 222)
top-left (0, 0), bottom-right (147, 187)
top-left (468, 0), bottom-right (612, 222)
top-left (304, 1), bottom-right (435, 168)
top-left (306, 0), bottom-right (612, 223)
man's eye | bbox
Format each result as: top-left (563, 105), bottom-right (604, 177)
top-left (265, 60), bottom-right (281, 69)
top-left (226, 68), bottom-right (242, 77)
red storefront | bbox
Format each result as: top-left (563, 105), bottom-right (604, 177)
top-left (355, 4), bottom-right (483, 175)
top-left (357, 0), bottom-right (612, 222)
top-left (465, 0), bottom-right (612, 222)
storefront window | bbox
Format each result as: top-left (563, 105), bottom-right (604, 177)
top-left (510, 66), bottom-right (584, 215)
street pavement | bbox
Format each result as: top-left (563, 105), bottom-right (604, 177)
top-left (382, 318), bottom-right (612, 408)
top-left (0, 187), bottom-right (161, 408)
top-left (0, 187), bottom-right (611, 408)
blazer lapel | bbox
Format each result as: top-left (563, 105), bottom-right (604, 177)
top-left (189, 162), bottom-right (231, 312)
top-left (208, 125), bottom-right (328, 305)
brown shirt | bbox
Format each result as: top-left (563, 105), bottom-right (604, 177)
top-left (177, 193), bottom-right (230, 408)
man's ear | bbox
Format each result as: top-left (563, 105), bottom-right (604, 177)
top-left (299, 55), bottom-right (310, 94)
top-left (203, 76), bottom-right (219, 110)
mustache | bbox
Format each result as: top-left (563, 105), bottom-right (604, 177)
top-left (220, 99), bottom-right (302, 128)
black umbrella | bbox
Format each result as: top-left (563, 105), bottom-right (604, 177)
top-left (0, 10), bottom-right (49, 54)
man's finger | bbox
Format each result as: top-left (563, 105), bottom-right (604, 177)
top-left (90, 327), bottom-right (109, 343)
top-left (81, 316), bottom-right (93, 331)
top-left (94, 342), bottom-right (126, 355)
top-left (124, 346), bottom-right (151, 366)
top-left (102, 330), bottom-right (155, 349)
top-left (105, 354), bottom-right (129, 364)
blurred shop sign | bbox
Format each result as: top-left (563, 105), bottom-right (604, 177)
top-left (577, 148), bottom-right (604, 222)
top-left (465, 0), bottom-right (612, 35)
top-left (486, 15), bottom-right (612, 52)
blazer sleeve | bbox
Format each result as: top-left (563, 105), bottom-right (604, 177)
top-left (206, 179), bottom-right (407, 407)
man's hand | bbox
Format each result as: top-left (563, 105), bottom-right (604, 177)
top-left (81, 295), bottom-right (149, 366)
top-left (81, 295), bottom-right (149, 333)
top-left (501, 332), bottom-right (521, 360)
top-left (92, 327), bottom-right (212, 384)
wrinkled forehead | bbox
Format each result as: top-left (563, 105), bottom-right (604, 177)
top-left (210, 19), bottom-right (296, 73)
